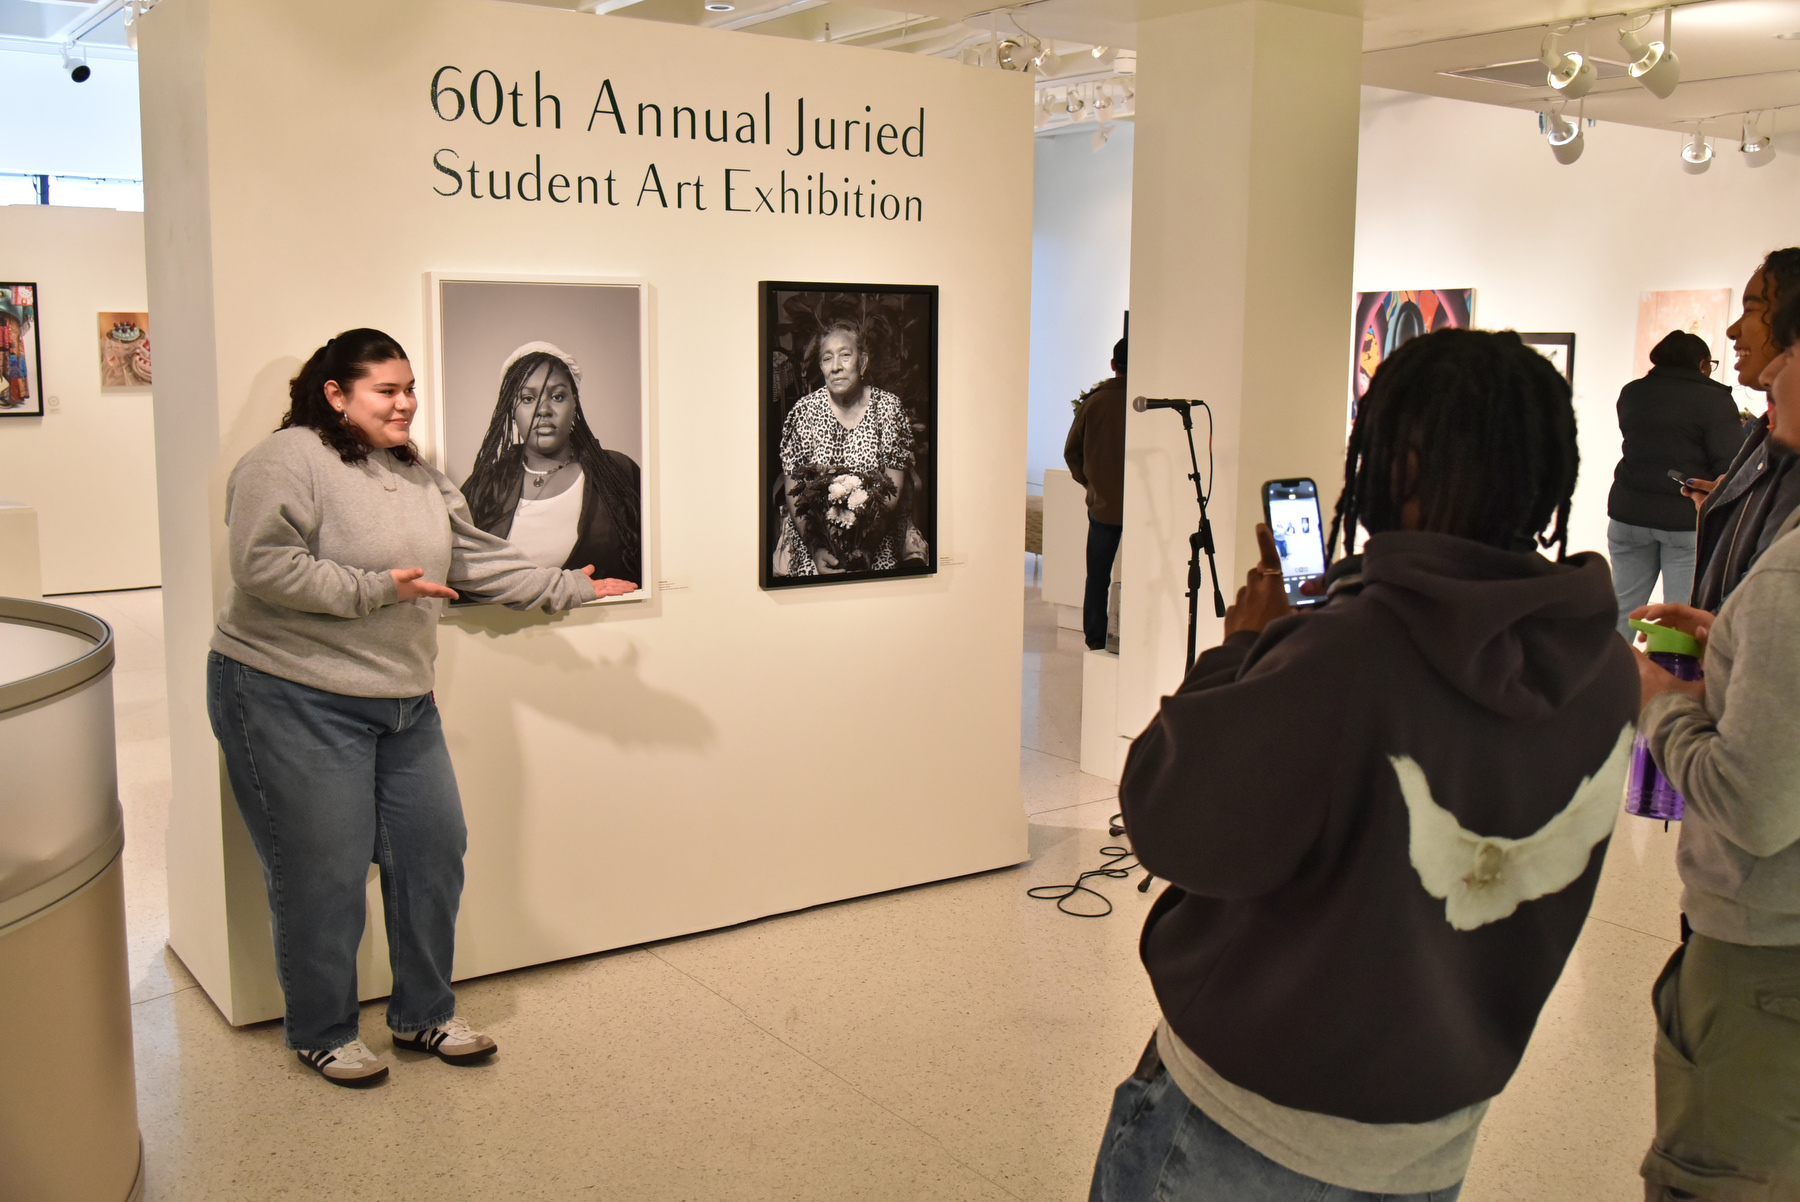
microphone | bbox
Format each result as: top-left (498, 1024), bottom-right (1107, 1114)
top-left (1133, 396), bottom-right (1197, 412)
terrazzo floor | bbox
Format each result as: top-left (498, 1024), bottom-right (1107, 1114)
top-left (59, 574), bottom-right (1680, 1200)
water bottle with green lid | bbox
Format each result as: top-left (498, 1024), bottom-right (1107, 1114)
top-left (1624, 618), bottom-right (1704, 824)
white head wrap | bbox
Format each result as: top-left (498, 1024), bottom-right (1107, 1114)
top-left (501, 341), bottom-right (581, 385)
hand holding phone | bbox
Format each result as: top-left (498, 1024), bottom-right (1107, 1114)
top-left (1261, 478), bottom-right (1328, 607)
top-left (1225, 524), bottom-right (1296, 636)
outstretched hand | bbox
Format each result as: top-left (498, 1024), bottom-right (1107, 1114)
top-left (577, 565), bottom-right (639, 599)
top-left (1223, 523), bottom-right (1294, 636)
top-left (391, 567), bottom-right (459, 602)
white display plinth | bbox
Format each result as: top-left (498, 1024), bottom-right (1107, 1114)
top-left (1042, 468), bottom-right (1088, 631)
top-left (140, 0), bottom-right (1033, 1024)
top-left (1081, 647), bottom-right (1126, 783)
top-left (0, 500), bottom-right (42, 600)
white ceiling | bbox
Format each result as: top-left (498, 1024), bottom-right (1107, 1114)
top-left (4, 0), bottom-right (1797, 140)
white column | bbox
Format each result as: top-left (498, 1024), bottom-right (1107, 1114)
top-left (1116, 0), bottom-right (1362, 738)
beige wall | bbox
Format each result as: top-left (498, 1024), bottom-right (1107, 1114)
top-left (0, 206), bottom-right (160, 595)
top-left (140, 0), bottom-right (1033, 1022)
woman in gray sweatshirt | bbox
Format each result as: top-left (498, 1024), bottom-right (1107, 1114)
top-left (1634, 297), bottom-right (1800, 1197)
top-left (207, 329), bottom-right (635, 1087)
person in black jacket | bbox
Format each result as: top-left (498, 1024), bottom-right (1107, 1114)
top-left (1606, 331), bottom-right (1742, 637)
top-left (1087, 330), bottom-right (1637, 1202)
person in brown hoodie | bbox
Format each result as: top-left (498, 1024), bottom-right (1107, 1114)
top-left (1065, 337), bottom-right (1128, 650)
top-left (1088, 329), bottom-right (1638, 1201)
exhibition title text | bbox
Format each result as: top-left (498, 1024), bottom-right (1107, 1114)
top-left (428, 68), bottom-right (928, 223)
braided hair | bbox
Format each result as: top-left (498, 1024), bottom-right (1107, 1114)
top-left (1326, 328), bottom-right (1578, 562)
top-left (462, 352), bottom-right (641, 574)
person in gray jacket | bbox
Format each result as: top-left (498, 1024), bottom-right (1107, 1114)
top-left (1633, 292), bottom-right (1800, 1197)
top-left (207, 329), bottom-right (635, 1087)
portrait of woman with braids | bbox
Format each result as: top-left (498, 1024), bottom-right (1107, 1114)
top-left (459, 342), bottom-right (641, 593)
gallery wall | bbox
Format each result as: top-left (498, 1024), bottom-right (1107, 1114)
top-left (1027, 124), bottom-right (1134, 494)
top-left (1354, 86), bottom-right (1800, 562)
top-left (0, 205), bottom-right (160, 594)
top-left (140, 0), bottom-right (1034, 1022)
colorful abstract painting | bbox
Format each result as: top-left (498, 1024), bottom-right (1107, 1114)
top-left (1351, 289), bottom-right (1475, 404)
top-left (0, 283), bottom-right (42, 417)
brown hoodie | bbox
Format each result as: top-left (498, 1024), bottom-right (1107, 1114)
top-left (1121, 531), bottom-right (1638, 1124)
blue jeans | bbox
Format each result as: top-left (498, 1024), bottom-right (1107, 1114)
top-left (1608, 520), bottom-right (1697, 638)
top-left (1089, 1060), bottom-right (1463, 1202)
top-left (1086, 519), bottom-right (1124, 650)
top-left (206, 652), bottom-right (467, 1051)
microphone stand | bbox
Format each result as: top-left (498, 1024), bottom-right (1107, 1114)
top-left (1176, 406), bottom-right (1226, 673)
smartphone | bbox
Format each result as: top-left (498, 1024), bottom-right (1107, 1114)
top-left (1261, 478), bottom-right (1328, 608)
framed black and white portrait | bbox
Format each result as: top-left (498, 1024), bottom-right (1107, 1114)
top-left (760, 282), bottom-right (938, 589)
top-left (1519, 332), bottom-right (1576, 386)
top-left (427, 273), bottom-right (650, 604)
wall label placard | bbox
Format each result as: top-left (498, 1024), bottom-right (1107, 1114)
top-left (427, 69), bottom-right (930, 222)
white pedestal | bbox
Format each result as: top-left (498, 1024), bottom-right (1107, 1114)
top-left (1043, 469), bottom-right (1088, 615)
top-left (1081, 648), bottom-right (1127, 783)
top-left (0, 500), bottom-right (43, 600)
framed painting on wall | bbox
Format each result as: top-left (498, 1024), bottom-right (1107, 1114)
top-left (760, 281), bottom-right (938, 589)
top-left (426, 273), bottom-right (650, 605)
top-left (98, 312), bottom-right (152, 388)
top-left (1634, 289), bottom-right (1731, 379)
top-left (1351, 289), bottom-right (1475, 406)
top-left (0, 283), bottom-right (43, 417)
top-left (1519, 332), bottom-right (1576, 385)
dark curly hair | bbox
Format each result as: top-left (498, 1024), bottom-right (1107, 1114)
top-left (280, 328), bottom-right (415, 464)
top-left (461, 351), bottom-right (641, 577)
top-left (1326, 328), bottom-right (1578, 562)
top-left (1761, 247), bottom-right (1800, 350)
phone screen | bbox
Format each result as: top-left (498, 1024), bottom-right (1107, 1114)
top-left (1262, 479), bottom-right (1327, 607)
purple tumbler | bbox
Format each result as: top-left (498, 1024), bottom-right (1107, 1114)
top-left (1624, 618), bottom-right (1704, 823)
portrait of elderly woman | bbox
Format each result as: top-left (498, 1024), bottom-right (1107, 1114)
top-left (460, 343), bottom-right (641, 584)
top-left (432, 276), bottom-right (649, 604)
top-left (761, 283), bottom-right (938, 588)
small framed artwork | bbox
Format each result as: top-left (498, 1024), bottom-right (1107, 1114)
top-left (98, 312), bottom-right (152, 388)
top-left (426, 272), bottom-right (651, 605)
top-left (760, 281), bottom-right (938, 589)
top-left (1519, 332), bottom-right (1576, 385)
top-left (0, 283), bottom-right (43, 417)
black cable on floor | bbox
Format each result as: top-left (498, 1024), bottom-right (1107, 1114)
top-left (1028, 814), bottom-right (1153, 917)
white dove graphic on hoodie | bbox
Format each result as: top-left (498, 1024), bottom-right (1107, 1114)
top-left (1391, 725), bottom-right (1634, 931)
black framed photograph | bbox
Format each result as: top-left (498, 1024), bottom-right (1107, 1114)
top-left (1, 283), bottom-right (44, 417)
top-left (1519, 332), bottom-right (1576, 386)
top-left (426, 273), bottom-right (651, 604)
top-left (760, 281), bottom-right (938, 589)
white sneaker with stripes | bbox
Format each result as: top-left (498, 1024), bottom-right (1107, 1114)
top-left (297, 1039), bottom-right (389, 1087)
top-left (391, 1016), bottom-right (497, 1064)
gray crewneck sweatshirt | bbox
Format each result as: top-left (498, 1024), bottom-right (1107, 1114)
top-left (211, 427), bottom-right (594, 697)
top-left (1644, 506), bottom-right (1800, 946)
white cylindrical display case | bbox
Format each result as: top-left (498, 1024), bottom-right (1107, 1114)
top-left (0, 598), bottom-right (144, 1202)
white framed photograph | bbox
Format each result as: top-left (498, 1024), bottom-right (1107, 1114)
top-left (426, 273), bottom-right (650, 605)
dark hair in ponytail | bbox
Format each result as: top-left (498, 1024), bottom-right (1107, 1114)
top-left (281, 328), bottom-right (414, 464)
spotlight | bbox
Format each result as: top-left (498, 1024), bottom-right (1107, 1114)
top-left (1541, 29), bottom-right (1594, 99)
top-left (1544, 107), bottom-right (1584, 164)
top-left (1619, 10), bottom-right (1680, 99)
top-left (1681, 127), bottom-right (1712, 174)
top-left (60, 44), bottom-right (90, 83)
top-left (1091, 45), bottom-right (1109, 58)
top-left (1093, 123), bottom-right (1114, 152)
top-left (1742, 112), bottom-right (1776, 167)
top-left (996, 38), bottom-right (1031, 71)
top-left (1112, 50), bottom-right (1136, 74)
top-left (1033, 42), bottom-right (1060, 74)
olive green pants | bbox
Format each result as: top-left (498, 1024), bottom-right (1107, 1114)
top-left (1641, 932), bottom-right (1800, 1201)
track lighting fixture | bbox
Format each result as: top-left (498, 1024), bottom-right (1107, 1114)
top-left (996, 38), bottom-right (1032, 71)
top-left (1091, 45), bottom-right (1109, 57)
top-left (60, 44), bottom-right (90, 83)
top-left (1619, 9), bottom-right (1680, 100)
top-left (1113, 51), bottom-right (1136, 74)
top-left (1680, 126), bottom-right (1712, 174)
top-left (1541, 28), bottom-right (1594, 99)
top-left (1093, 123), bottom-right (1114, 152)
top-left (1543, 105), bottom-right (1584, 164)
top-left (1742, 112), bottom-right (1776, 167)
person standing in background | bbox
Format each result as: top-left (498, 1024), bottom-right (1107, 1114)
top-left (1065, 337), bottom-right (1127, 651)
top-left (1685, 248), bottom-right (1800, 612)
top-left (1606, 330), bottom-right (1742, 637)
